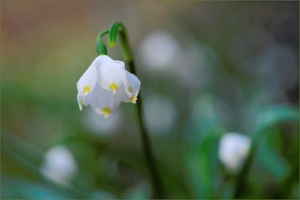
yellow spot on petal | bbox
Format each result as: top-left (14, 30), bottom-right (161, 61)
top-left (83, 86), bottom-right (90, 94)
top-left (109, 83), bottom-right (118, 94)
top-left (78, 100), bottom-right (83, 111)
top-left (130, 95), bottom-right (137, 103)
top-left (128, 86), bottom-right (133, 93)
top-left (101, 107), bottom-right (111, 118)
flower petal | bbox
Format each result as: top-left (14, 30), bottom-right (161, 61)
top-left (96, 55), bottom-right (126, 94)
top-left (115, 84), bottom-right (131, 102)
top-left (124, 71), bottom-right (141, 103)
top-left (77, 59), bottom-right (98, 96)
top-left (77, 93), bottom-right (92, 111)
top-left (89, 85), bottom-right (121, 118)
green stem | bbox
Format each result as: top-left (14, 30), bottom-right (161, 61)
top-left (100, 30), bottom-right (109, 37)
top-left (232, 146), bottom-right (256, 198)
top-left (96, 30), bottom-right (109, 55)
top-left (114, 23), bottom-right (164, 198)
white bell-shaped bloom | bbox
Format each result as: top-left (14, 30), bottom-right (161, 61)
top-left (76, 55), bottom-right (141, 118)
top-left (219, 133), bottom-right (251, 172)
top-left (40, 146), bottom-right (78, 187)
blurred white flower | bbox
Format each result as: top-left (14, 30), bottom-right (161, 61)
top-left (40, 146), bottom-right (78, 187)
top-left (219, 133), bottom-right (251, 172)
top-left (77, 55), bottom-right (141, 118)
top-left (139, 30), bottom-right (179, 69)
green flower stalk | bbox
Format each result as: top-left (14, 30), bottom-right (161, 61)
top-left (78, 22), bottom-right (164, 198)
top-left (106, 22), bottom-right (164, 198)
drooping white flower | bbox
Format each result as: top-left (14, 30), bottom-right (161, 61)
top-left (219, 133), bottom-right (251, 172)
top-left (76, 55), bottom-right (141, 118)
top-left (39, 146), bottom-right (78, 187)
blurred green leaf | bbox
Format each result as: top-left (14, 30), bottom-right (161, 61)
top-left (1, 176), bottom-right (72, 199)
top-left (257, 140), bottom-right (289, 180)
top-left (123, 182), bottom-right (150, 200)
top-left (254, 106), bottom-right (299, 142)
top-left (185, 127), bottom-right (222, 199)
top-left (220, 179), bottom-right (234, 200)
top-left (233, 105), bottom-right (299, 198)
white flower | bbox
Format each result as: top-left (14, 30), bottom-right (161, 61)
top-left (39, 146), bottom-right (78, 187)
top-left (76, 55), bottom-right (141, 118)
top-left (218, 133), bottom-right (251, 172)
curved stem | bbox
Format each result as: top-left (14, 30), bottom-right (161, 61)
top-left (98, 29), bottom-right (109, 39)
top-left (114, 23), bottom-right (164, 198)
top-left (96, 30), bottom-right (109, 55)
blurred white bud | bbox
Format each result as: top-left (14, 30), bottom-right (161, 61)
top-left (40, 146), bottom-right (78, 187)
top-left (219, 133), bottom-right (251, 172)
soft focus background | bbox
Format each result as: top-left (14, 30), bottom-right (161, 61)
top-left (1, 1), bottom-right (299, 199)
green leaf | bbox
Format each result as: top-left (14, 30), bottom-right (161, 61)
top-left (232, 106), bottom-right (298, 198)
top-left (254, 106), bottom-right (299, 140)
top-left (257, 140), bottom-right (290, 180)
top-left (185, 127), bottom-right (222, 199)
top-left (1, 176), bottom-right (79, 199)
top-left (197, 129), bottom-right (222, 198)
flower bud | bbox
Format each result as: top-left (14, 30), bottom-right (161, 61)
top-left (219, 133), bottom-right (251, 172)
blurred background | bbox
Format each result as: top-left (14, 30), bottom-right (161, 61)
top-left (1, 1), bottom-right (299, 199)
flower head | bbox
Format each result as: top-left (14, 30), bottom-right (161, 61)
top-left (76, 55), bottom-right (141, 118)
top-left (218, 133), bottom-right (251, 172)
top-left (40, 146), bottom-right (78, 186)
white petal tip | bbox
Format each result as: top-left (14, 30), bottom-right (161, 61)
top-left (104, 114), bottom-right (110, 119)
